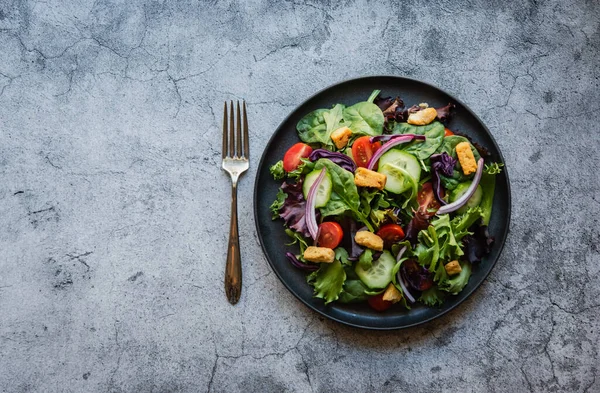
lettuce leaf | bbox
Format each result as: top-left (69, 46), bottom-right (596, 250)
top-left (270, 188), bottom-right (287, 219)
top-left (439, 260), bottom-right (472, 294)
top-left (307, 259), bottom-right (346, 304)
top-left (270, 160), bottom-right (285, 180)
top-left (419, 286), bottom-right (446, 306)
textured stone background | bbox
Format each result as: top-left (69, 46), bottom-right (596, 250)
top-left (0, 0), bottom-right (599, 392)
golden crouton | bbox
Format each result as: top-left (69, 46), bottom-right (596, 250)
top-left (331, 126), bottom-right (352, 149)
top-left (354, 231), bottom-right (384, 251)
top-left (303, 246), bottom-right (335, 263)
top-left (382, 283), bottom-right (402, 303)
top-left (407, 107), bottom-right (437, 126)
top-left (455, 142), bottom-right (477, 175)
top-left (354, 167), bottom-right (387, 190)
top-left (445, 260), bottom-right (462, 276)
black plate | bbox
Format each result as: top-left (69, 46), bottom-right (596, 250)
top-left (253, 76), bottom-right (511, 330)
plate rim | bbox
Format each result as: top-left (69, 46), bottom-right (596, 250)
top-left (253, 75), bottom-right (512, 330)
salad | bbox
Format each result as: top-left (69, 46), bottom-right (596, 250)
top-left (268, 90), bottom-right (503, 312)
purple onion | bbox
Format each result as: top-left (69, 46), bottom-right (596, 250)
top-left (285, 252), bottom-right (318, 271)
top-left (436, 158), bottom-right (484, 215)
top-left (366, 135), bottom-right (426, 170)
top-left (305, 168), bottom-right (326, 240)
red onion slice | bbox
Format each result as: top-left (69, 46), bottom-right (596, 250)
top-left (436, 158), bottom-right (484, 215)
top-left (366, 134), bottom-right (426, 170)
top-left (394, 246), bottom-right (415, 303)
top-left (397, 270), bottom-right (416, 303)
top-left (369, 133), bottom-right (420, 144)
top-left (305, 168), bottom-right (327, 240)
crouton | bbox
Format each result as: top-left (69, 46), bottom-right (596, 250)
top-left (354, 231), bottom-right (384, 251)
top-left (354, 167), bottom-right (386, 190)
top-left (303, 246), bottom-right (335, 263)
top-left (455, 142), bottom-right (477, 175)
top-left (445, 260), bottom-right (462, 276)
top-left (407, 107), bottom-right (437, 126)
top-left (382, 283), bottom-right (402, 303)
top-left (331, 126), bottom-right (352, 149)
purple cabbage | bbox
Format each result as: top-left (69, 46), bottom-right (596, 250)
top-left (401, 259), bottom-right (433, 291)
top-left (309, 149), bottom-right (357, 173)
top-left (278, 180), bottom-right (318, 238)
top-left (435, 103), bottom-right (455, 124)
top-left (430, 153), bottom-right (457, 206)
top-left (285, 252), bottom-right (319, 271)
top-left (464, 223), bottom-right (495, 263)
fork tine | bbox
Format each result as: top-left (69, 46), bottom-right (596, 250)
top-left (222, 101), bottom-right (228, 159)
top-left (229, 100), bottom-right (235, 158)
top-left (236, 101), bottom-right (242, 158)
top-left (242, 101), bottom-right (249, 158)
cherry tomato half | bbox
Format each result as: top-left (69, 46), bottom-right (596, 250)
top-left (368, 293), bottom-right (392, 312)
top-left (283, 143), bottom-right (313, 172)
top-left (351, 136), bottom-right (381, 168)
top-left (376, 223), bottom-right (405, 249)
top-left (316, 222), bottom-right (344, 249)
top-left (417, 182), bottom-right (443, 213)
top-left (444, 128), bottom-right (455, 137)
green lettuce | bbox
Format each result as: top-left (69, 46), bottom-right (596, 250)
top-left (270, 160), bottom-right (285, 180)
top-left (307, 259), bottom-right (346, 304)
top-left (270, 188), bottom-right (287, 219)
top-left (439, 261), bottom-right (472, 294)
top-left (419, 286), bottom-right (446, 306)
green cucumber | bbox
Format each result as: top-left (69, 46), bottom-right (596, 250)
top-left (355, 250), bottom-right (396, 289)
top-left (302, 169), bottom-right (333, 208)
top-left (377, 149), bottom-right (421, 181)
top-left (450, 181), bottom-right (483, 214)
top-left (378, 163), bottom-right (414, 194)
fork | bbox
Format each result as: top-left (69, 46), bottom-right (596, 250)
top-left (222, 100), bottom-right (249, 304)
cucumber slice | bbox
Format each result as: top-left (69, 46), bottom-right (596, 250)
top-left (302, 169), bottom-right (333, 208)
top-left (377, 149), bottom-right (421, 181)
top-left (355, 250), bottom-right (396, 289)
top-left (378, 163), bottom-right (414, 194)
top-left (450, 182), bottom-right (483, 214)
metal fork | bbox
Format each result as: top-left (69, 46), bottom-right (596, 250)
top-left (222, 100), bottom-right (249, 304)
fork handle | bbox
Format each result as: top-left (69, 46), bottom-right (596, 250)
top-left (225, 183), bottom-right (242, 304)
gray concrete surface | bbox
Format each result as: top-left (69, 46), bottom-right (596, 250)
top-left (0, 0), bottom-right (598, 392)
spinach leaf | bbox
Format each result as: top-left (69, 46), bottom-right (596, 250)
top-left (313, 158), bottom-right (374, 231)
top-left (297, 104), bottom-right (345, 146)
top-left (338, 279), bottom-right (369, 303)
top-left (306, 259), bottom-right (346, 304)
top-left (392, 121), bottom-right (445, 159)
top-left (342, 102), bottom-right (385, 136)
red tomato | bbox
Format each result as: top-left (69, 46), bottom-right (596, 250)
top-left (283, 143), bottom-right (313, 172)
top-left (351, 136), bottom-right (381, 168)
top-left (444, 128), bottom-right (455, 137)
top-left (376, 224), bottom-right (405, 248)
top-left (368, 293), bottom-right (392, 312)
top-left (316, 222), bottom-right (344, 249)
top-left (417, 182), bottom-right (443, 213)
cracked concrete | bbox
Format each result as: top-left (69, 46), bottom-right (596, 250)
top-left (0, 0), bottom-right (599, 392)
